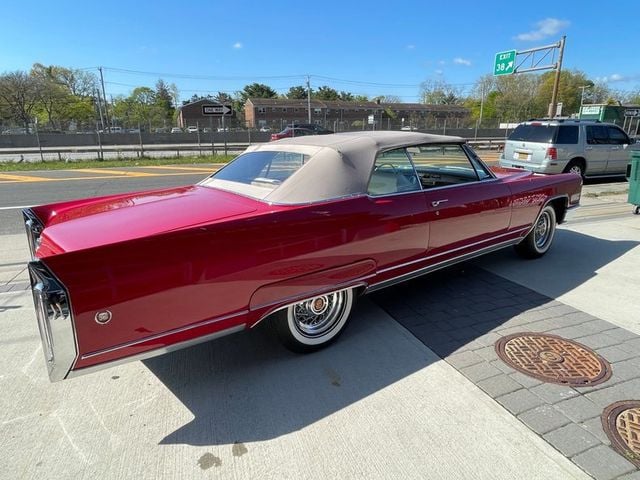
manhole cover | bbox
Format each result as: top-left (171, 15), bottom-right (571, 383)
top-left (495, 333), bottom-right (612, 387)
top-left (602, 401), bottom-right (640, 467)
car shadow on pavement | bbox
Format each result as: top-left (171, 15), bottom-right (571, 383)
top-left (144, 299), bottom-right (438, 446)
top-left (144, 229), bottom-right (638, 447)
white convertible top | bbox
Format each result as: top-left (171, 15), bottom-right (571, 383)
top-left (211, 131), bottom-right (465, 204)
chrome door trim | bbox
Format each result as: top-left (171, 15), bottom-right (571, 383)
top-left (80, 309), bottom-right (249, 360)
top-left (377, 227), bottom-right (529, 276)
top-left (367, 238), bottom-right (521, 293)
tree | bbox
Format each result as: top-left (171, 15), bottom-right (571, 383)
top-left (376, 95), bottom-right (402, 104)
top-left (420, 80), bottom-right (462, 104)
top-left (314, 85), bottom-right (339, 101)
top-left (237, 83), bottom-right (277, 107)
top-left (287, 85), bottom-right (308, 99)
top-left (339, 91), bottom-right (354, 101)
top-left (535, 70), bottom-right (595, 116)
top-left (154, 79), bottom-right (175, 125)
top-left (0, 71), bottom-right (42, 132)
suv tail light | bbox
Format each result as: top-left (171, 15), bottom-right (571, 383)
top-left (545, 147), bottom-right (557, 160)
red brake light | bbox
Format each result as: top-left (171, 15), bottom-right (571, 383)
top-left (546, 147), bottom-right (557, 160)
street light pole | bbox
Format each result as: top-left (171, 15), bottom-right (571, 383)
top-left (579, 85), bottom-right (592, 107)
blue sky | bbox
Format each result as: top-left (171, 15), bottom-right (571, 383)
top-left (1, 0), bottom-right (638, 102)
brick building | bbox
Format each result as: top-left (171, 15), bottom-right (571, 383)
top-left (177, 99), bottom-right (237, 129)
top-left (244, 98), bottom-right (469, 131)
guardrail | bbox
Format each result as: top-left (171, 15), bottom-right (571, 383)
top-left (0, 137), bottom-right (506, 163)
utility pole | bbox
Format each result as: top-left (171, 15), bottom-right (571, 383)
top-left (549, 36), bottom-right (566, 118)
top-left (95, 88), bottom-right (105, 131)
top-left (306, 75), bottom-right (312, 124)
top-left (99, 67), bottom-right (111, 132)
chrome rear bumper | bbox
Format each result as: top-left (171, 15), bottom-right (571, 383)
top-left (28, 261), bottom-right (78, 382)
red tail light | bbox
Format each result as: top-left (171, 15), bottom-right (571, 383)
top-left (545, 147), bottom-right (557, 160)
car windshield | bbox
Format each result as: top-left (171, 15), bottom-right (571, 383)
top-left (509, 124), bottom-right (557, 143)
top-left (200, 150), bottom-right (310, 198)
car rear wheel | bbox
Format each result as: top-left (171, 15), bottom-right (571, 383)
top-left (514, 205), bottom-right (557, 259)
top-left (272, 288), bottom-right (354, 353)
top-left (563, 159), bottom-right (585, 178)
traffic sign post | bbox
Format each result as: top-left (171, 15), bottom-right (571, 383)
top-left (494, 50), bottom-right (516, 76)
top-left (202, 105), bottom-right (233, 116)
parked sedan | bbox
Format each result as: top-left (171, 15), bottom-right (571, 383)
top-left (23, 131), bottom-right (582, 381)
top-left (270, 127), bottom-right (315, 141)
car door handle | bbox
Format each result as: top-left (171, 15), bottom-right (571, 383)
top-left (431, 199), bottom-right (448, 207)
top-left (585, 146), bottom-right (593, 150)
top-left (611, 146), bottom-right (620, 150)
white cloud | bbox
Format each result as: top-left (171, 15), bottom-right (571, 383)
top-left (597, 73), bottom-right (640, 83)
top-left (438, 60), bottom-right (446, 65)
top-left (515, 18), bottom-right (569, 41)
top-left (453, 57), bottom-right (471, 66)
top-left (406, 44), bottom-right (415, 50)
top-left (233, 42), bottom-right (243, 49)
top-left (435, 69), bottom-right (443, 75)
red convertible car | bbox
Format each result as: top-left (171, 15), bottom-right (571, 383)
top-left (23, 132), bottom-right (582, 381)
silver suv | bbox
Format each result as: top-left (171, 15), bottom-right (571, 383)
top-left (499, 119), bottom-right (636, 177)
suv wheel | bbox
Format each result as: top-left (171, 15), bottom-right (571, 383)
top-left (563, 159), bottom-right (585, 178)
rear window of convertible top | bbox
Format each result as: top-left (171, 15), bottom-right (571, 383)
top-left (212, 150), bottom-right (310, 190)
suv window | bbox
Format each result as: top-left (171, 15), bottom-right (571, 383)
top-left (607, 126), bottom-right (629, 145)
top-left (509, 124), bottom-right (556, 143)
top-left (586, 125), bottom-right (609, 145)
top-left (556, 125), bottom-right (579, 144)
top-left (368, 148), bottom-right (421, 196)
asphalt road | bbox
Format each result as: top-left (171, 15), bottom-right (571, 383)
top-left (0, 165), bottom-right (215, 235)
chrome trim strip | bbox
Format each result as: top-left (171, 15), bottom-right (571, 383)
top-left (378, 228), bottom-right (529, 275)
top-left (367, 239), bottom-right (520, 293)
top-left (252, 283), bottom-right (369, 328)
top-left (23, 209), bottom-right (43, 261)
top-left (523, 194), bottom-right (568, 236)
top-left (81, 309), bottom-right (249, 360)
top-left (250, 278), bottom-right (374, 314)
top-left (67, 324), bottom-right (245, 379)
top-left (28, 261), bottom-right (78, 383)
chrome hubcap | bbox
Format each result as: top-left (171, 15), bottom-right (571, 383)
top-left (569, 165), bottom-right (582, 175)
top-left (534, 212), bottom-right (551, 248)
top-left (292, 292), bottom-right (346, 338)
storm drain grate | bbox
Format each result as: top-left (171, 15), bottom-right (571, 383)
top-left (495, 333), bottom-right (612, 387)
top-left (602, 401), bottom-right (640, 467)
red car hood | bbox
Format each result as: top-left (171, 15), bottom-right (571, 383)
top-left (32, 186), bottom-right (259, 256)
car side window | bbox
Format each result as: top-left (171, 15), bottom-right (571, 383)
top-left (556, 126), bottom-right (579, 144)
top-left (407, 144), bottom-right (480, 189)
top-left (608, 127), bottom-right (629, 145)
top-left (367, 148), bottom-right (421, 196)
top-left (586, 125), bottom-right (608, 145)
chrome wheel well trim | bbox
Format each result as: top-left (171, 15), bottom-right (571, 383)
top-left (521, 194), bottom-right (566, 240)
top-left (251, 283), bottom-right (367, 328)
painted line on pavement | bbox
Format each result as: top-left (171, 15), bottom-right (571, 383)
top-left (142, 165), bottom-right (220, 172)
top-left (76, 168), bottom-right (155, 177)
top-left (0, 172), bottom-right (203, 184)
top-left (0, 173), bottom-right (55, 182)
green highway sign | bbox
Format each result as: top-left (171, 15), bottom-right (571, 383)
top-left (494, 50), bottom-right (516, 76)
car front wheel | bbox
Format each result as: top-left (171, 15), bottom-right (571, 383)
top-left (515, 205), bottom-right (557, 259)
top-left (272, 288), bottom-right (354, 353)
